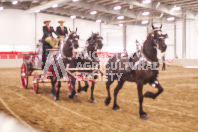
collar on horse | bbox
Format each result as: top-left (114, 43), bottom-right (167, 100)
top-left (56, 51), bottom-right (73, 61)
top-left (140, 49), bottom-right (159, 68)
top-left (58, 39), bottom-right (74, 61)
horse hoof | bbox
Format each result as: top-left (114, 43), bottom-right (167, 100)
top-left (144, 92), bottom-right (153, 98)
top-left (77, 89), bottom-right (81, 93)
top-left (105, 98), bottom-right (111, 106)
top-left (81, 87), bottom-right (88, 92)
top-left (68, 93), bottom-right (77, 99)
top-left (68, 93), bottom-right (73, 99)
top-left (113, 106), bottom-right (121, 111)
top-left (90, 99), bottom-right (97, 103)
top-left (68, 95), bottom-right (73, 99)
top-left (74, 94), bottom-right (78, 98)
top-left (140, 114), bottom-right (149, 120)
top-left (54, 96), bottom-right (60, 101)
top-left (85, 88), bottom-right (88, 92)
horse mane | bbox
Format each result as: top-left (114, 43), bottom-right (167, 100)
top-left (67, 31), bottom-right (77, 40)
top-left (67, 32), bottom-right (73, 39)
top-left (143, 33), bottom-right (153, 46)
top-left (88, 33), bottom-right (97, 41)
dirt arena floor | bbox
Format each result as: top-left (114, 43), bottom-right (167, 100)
top-left (0, 65), bottom-right (198, 132)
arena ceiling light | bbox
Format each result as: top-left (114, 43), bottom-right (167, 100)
top-left (73, 0), bottom-right (78, 2)
top-left (114, 6), bottom-right (121, 10)
top-left (0, 6), bottom-right (3, 11)
top-left (129, 5), bottom-right (133, 9)
top-left (90, 11), bottom-right (97, 15)
top-left (12, 0), bottom-right (18, 5)
top-left (167, 17), bottom-right (175, 21)
top-left (119, 24), bottom-right (123, 27)
top-left (96, 20), bottom-right (102, 23)
top-left (172, 6), bottom-right (181, 11)
top-left (35, 10), bottom-right (40, 13)
top-left (141, 20), bottom-right (148, 24)
top-left (142, 12), bottom-right (150, 16)
top-left (142, 0), bottom-right (151, 4)
top-left (52, 4), bottom-right (58, 8)
top-left (117, 16), bottom-right (124, 20)
top-left (32, 0), bottom-right (40, 3)
top-left (70, 15), bottom-right (76, 19)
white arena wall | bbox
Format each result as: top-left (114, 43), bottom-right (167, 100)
top-left (0, 9), bottom-right (198, 68)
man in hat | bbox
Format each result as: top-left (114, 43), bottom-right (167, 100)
top-left (56, 19), bottom-right (68, 39)
top-left (42, 19), bottom-right (58, 41)
top-left (42, 19), bottom-right (58, 69)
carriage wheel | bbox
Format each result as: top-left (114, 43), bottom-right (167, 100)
top-left (33, 72), bottom-right (39, 94)
top-left (21, 62), bottom-right (28, 89)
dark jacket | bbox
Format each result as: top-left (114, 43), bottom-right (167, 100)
top-left (56, 26), bottom-right (68, 37)
top-left (42, 26), bottom-right (57, 40)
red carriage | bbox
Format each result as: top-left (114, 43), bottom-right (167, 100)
top-left (20, 42), bottom-right (97, 94)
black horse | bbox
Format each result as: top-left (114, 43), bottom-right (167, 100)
top-left (46, 28), bottom-right (79, 100)
top-left (75, 32), bottom-right (104, 102)
top-left (105, 24), bottom-right (167, 120)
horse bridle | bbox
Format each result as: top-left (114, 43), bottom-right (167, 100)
top-left (151, 28), bottom-right (167, 50)
top-left (69, 32), bottom-right (79, 47)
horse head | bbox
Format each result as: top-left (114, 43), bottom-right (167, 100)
top-left (151, 24), bottom-right (167, 53)
top-left (152, 24), bottom-right (162, 40)
top-left (87, 32), bottom-right (103, 51)
top-left (67, 28), bottom-right (79, 49)
top-left (158, 33), bottom-right (168, 53)
top-left (61, 29), bottom-right (79, 58)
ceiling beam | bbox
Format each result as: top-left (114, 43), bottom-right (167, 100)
top-left (121, 0), bottom-right (183, 18)
top-left (23, 0), bottom-right (70, 14)
top-left (117, 0), bottom-right (195, 19)
top-left (44, 7), bottom-right (113, 23)
top-left (64, 1), bottom-right (138, 19)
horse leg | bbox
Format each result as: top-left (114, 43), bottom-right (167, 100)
top-left (77, 81), bottom-right (82, 93)
top-left (50, 76), bottom-right (56, 96)
top-left (113, 79), bottom-right (125, 110)
top-left (90, 75), bottom-right (97, 103)
top-left (105, 77), bottom-right (114, 106)
top-left (78, 81), bottom-right (89, 93)
top-left (55, 81), bottom-right (61, 101)
top-left (80, 73), bottom-right (89, 92)
top-left (69, 76), bottom-right (77, 99)
top-left (137, 81), bottom-right (149, 120)
top-left (82, 81), bottom-right (89, 92)
top-left (144, 81), bottom-right (164, 99)
top-left (77, 74), bottom-right (89, 93)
